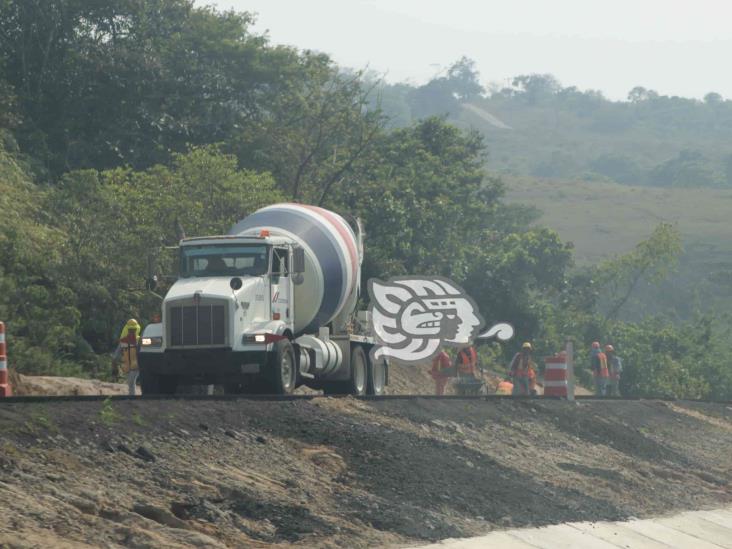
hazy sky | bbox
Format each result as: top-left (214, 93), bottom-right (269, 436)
top-left (208, 0), bottom-right (732, 100)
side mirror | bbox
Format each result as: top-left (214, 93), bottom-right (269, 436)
top-left (230, 277), bottom-right (243, 290)
top-left (293, 247), bottom-right (305, 274)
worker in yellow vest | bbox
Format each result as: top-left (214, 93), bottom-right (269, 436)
top-left (118, 319), bottom-right (141, 395)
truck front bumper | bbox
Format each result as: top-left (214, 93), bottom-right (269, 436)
top-left (139, 348), bottom-right (268, 383)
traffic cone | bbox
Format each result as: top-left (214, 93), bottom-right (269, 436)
top-left (0, 322), bottom-right (11, 397)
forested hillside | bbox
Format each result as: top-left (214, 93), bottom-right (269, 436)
top-left (377, 59), bottom-right (732, 187)
top-left (377, 57), bottom-right (732, 344)
top-left (0, 1), bottom-right (730, 399)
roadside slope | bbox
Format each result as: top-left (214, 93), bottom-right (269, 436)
top-left (0, 397), bottom-right (730, 547)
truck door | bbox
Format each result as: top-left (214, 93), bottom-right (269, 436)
top-left (271, 247), bottom-right (292, 326)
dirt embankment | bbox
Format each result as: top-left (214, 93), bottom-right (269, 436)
top-left (10, 371), bottom-right (131, 396)
top-left (0, 397), bottom-right (730, 548)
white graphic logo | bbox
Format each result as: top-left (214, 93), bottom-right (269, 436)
top-left (368, 277), bottom-right (514, 363)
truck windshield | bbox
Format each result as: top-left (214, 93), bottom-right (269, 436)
top-left (180, 245), bottom-right (269, 278)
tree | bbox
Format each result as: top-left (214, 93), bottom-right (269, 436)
top-left (511, 74), bottom-right (561, 104)
top-left (0, 0), bottom-right (295, 176)
top-left (647, 150), bottom-right (721, 188)
top-left (704, 92), bottom-right (723, 105)
top-left (627, 86), bottom-right (659, 102)
top-left (237, 57), bottom-right (384, 203)
top-left (596, 223), bottom-right (682, 319)
top-left (446, 56), bottom-right (484, 101)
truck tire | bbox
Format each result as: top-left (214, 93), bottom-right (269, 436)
top-left (267, 339), bottom-right (296, 394)
top-left (367, 357), bottom-right (387, 396)
top-left (321, 346), bottom-right (367, 396)
top-left (349, 346), bottom-right (368, 395)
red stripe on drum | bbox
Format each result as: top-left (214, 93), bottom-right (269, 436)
top-left (300, 205), bottom-right (358, 289)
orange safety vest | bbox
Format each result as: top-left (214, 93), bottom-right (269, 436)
top-left (593, 352), bottom-right (609, 378)
top-left (457, 347), bottom-right (477, 375)
top-left (510, 352), bottom-right (533, 378)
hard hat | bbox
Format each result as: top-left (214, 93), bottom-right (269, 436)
top-left (522, 342), bottom-right (532, 350)
top-left (126, 318), bottom-right (139, 326)
top-left (605, 344), bottom-right (614, 352)
top-left (591, 341), bottom-right (600, 349)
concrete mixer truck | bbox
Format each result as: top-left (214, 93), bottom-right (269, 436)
top-left (138, 203), bottom-right (387, 395)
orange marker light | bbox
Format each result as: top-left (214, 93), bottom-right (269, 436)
top-left (260, 229), bottom-right (270, 237)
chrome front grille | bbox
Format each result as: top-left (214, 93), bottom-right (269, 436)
top-left (168, 301), bottom-right (227, 347)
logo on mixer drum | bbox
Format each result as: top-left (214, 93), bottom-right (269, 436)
top-left (367, 276), bottom-right (514, 363)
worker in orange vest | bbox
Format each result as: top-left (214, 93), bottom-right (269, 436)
top-left (590, 341), bottom-right (609, 396)
top-left (454, 345), bottom-right (483, 395)
top-left (430, 348), bottom-right (454, 395)
top-left (509, 342), bottom-right (536, 396)
top-left (457, 346), bottom-right (478, 378)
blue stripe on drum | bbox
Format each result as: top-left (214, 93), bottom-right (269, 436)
top-left (230, 207), bottom-right (344, 334)
top-left (289, 204), bottom-right (352, 317)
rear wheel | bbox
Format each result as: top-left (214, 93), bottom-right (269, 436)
top-left (367, 356), bottom-right (387, 396)
top-left (267, 339), bottom-right (296, 394)
top-left (348, 346), bottom-right (368, 396)
top-left (321, 345), bottom-right (368, 396)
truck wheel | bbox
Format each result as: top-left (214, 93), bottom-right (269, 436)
top-left (348, 346), bottom-right (368, 396)
top-left (268, 339), bottom-right (296, 394)
top-left (367, 357), bottom-right (387, 396)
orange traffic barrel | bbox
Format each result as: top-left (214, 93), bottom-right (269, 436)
top-left (543, 352), bottom-right (567, 397)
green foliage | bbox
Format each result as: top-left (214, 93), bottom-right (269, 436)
top-left (596, 223), bottom-right (683, 319)
top-left (603, 317), bottom-right (731, 400)
top-left (99, 397), bottom-right (120, 425)
top-left (0, 4), bottom-right (728, 401)
top-left (379, 64), bottom-right (732, 189)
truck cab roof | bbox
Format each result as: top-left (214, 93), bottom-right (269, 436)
top-left (180, 234), bottom-right (293, 247)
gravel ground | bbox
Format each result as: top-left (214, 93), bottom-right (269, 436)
top-left (0, 397), bottom-right (730, 548)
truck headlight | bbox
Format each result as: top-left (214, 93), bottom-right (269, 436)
top-left (141, 337), bottom-right (163, 347)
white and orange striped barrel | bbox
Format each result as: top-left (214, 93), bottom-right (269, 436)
top-left (544, 352), bottom-right (568, 397)
top-left (0, 321), bottom-right (10, 397)
top-left (230, 204), bottom-right (361, 335)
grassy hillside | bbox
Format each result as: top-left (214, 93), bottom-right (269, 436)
top-left (504, 175), bottom-right (732, 319)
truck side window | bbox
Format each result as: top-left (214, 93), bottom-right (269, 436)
top-left (272, 248), bottom-right (289, 283)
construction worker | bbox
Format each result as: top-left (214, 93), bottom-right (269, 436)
top-left (605, 344), bottom-right (623, 397)
top-left (430, 348), bottom-right (454, 395)
top-left (509, 342), bottom-right (536, 396)
top-left (590, 341), bottom-right (609, 396)
top-left (118, 319), bottom-right (141, 396)
top-left (455, 345), bottom-right (482, 395)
